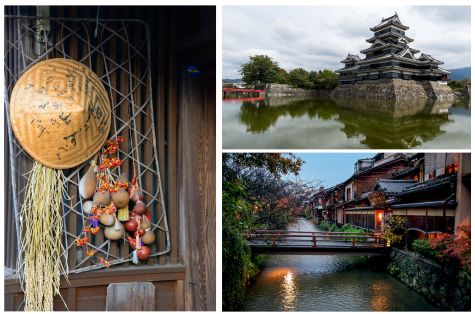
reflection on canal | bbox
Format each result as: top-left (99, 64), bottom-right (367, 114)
top-left (243, 218), bottom-right (435, 311)
top-left (222, 96), bottom-right (470, 149)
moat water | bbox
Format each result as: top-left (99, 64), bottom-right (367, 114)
top-left (222, 96), bottom-right (470, 149)
top-left (243, 218), bottom-right (436, 311)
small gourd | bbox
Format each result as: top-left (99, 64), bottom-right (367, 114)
top-left (79, 159), bottom-right (97, 199)
top-left (126, 234), bottom-right (136, 249)
top-left (137, 246), bottom-right (151, 261)
top-left (111, 189), bottom-right (130, 208)
top-left (93, 190), bottom-right (111, 207)
top-left (99, 212), bottom-right (115, 226)
top-left (117, 204), bottom-right (129, 222)
top-left (82, 201), bottom-right (94, 215)
top-left (133, 201), bottom-right (146, 215)
top-left (141, 230), bottom-right (156, 245)
top-left (104, 218), bottom-right (124, 240)
top-left (140, 219), bottom-right (151, 230)
top-left (124, 217), bottom-right (139, 232)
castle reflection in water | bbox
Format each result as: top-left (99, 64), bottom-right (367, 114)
top-left (222, 96), bottom-right (470, 149)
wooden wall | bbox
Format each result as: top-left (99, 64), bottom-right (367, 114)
top-left (4, 6), bottom-right (216, 311)
top-left (354, 159), bottom-right (409, 196)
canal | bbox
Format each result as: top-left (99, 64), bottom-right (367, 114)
top-left (244, 218), bottom-right (436, 311)
top-left (222, 96), bottom-right (470, 149)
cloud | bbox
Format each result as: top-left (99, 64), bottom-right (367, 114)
top-left (223, 6), bottom-right (471, 79)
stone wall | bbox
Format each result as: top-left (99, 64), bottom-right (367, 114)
top-left (266, 83), bottom-right (330, 97)
top-left (331, 79), bottom-right (455, 101)
top-left (388, 248), bottom-right (470, 311)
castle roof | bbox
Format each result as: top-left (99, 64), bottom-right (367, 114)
top-left (370, 13), bottom-right (409, 31)
top-left (340, 53), bottom-right (361, 63)
top-left (419, 53), bottom-right (443, 65)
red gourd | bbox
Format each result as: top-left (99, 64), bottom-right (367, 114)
top-left (137, 246), bottom-right (151, 260)
top-left (126, 234), bottom-right (136, 249)
top-left (124, 218), bottom-right (138, 232)
top-left (133, 201), bottom-right (146, 215)
top-left (134, 228), bottom-right (145, 237)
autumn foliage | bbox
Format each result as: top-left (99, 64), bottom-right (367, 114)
top-left (429, 224), bottom-right (471, 270)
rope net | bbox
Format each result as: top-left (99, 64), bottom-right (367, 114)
top-left (4, 15), bottom-right (170, 274)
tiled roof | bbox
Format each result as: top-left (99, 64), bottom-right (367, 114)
top-left (341, 53), bottom-right (361, 63)
top-left (370, 13), bottom-right (409, 31)
top-left (400, 174), bottom-right (456, 194)
top-left (419, 53), bottom-right (443, 64)
top-left (374, 179), bottom-right (417, 195)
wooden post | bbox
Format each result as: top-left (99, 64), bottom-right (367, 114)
top-left (106, 282), bottom-right (156, 311)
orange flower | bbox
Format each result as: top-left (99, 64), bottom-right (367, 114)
top-left (99, 257), bottom-right (110, 268)
top-left (75, 237), bottom-right (89, 246)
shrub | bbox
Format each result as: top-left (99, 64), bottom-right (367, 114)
top-left (381, 215), bottom-right (406, 247)
top-left (430, 224), bottom-right (471, 270)
top-left (411, 238), bottom-right (437, 258)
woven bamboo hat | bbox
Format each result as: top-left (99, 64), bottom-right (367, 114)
top-left (9, 58), bottom-right (112, 169)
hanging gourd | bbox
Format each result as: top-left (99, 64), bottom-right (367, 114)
top-left (93, 190), bottom-right (111, 207)
top-left (104, 217), bottom-right (125, 240)
top-left (82, 200), bottom-right (94, 216)
top-left (112, 173), bottom-right (130, 221)
top-left (141, 230), bottom-right (156, 245)
top-left (79, 157), bottom-right (98, 199)
top-left (9, 58), bottom-right (111, 311)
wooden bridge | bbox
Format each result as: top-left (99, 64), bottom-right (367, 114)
top-left (244, 230), bottom-right (389, 256)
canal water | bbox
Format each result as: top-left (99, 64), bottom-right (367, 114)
top-left (244, 218), bottom-right (436, 311)
top-left (222, 97), bottom-right (470, 149)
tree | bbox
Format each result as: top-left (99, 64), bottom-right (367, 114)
top-left (430, 224), bottom-right (471, 270)
top-left (310, 69), bottom-right (339, 90)
top-left (275, 67), bottom-right (289, 84)
top-left (223, 153), bottom-right (303, 182)
top-left (240, 55), bottom-right (280, 85)
top-left (288, 68), bottom-right (312, 89)
top-left (381, 215), bottom-right (406, 247)
top-left (222, 153), bottom-right (304, 310)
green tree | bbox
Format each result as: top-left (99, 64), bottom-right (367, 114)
top-left (275, 67), bottom-right (289, 84)
top-left (381, 215), bottom-right (407, 247)
top-left (448, 79), bottom-right (471, 93)
top-left (288, 68), bottom-right (312, 89)
top-left (222, 153), bottom-right (303, 310)
top-left (240, 55), bottom-right (280, 85)
top-left (310, 69), bottom-right (339, 90)
top-left (223, 153), bottom-right (303, 182)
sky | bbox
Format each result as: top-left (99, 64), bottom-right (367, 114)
top-left (286, 153), bottom-right (375, 188)
top-left (223, 6), bottom-right (471, 79)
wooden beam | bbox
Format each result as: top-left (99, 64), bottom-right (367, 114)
top-left (5, 265), bottom-right (185, 294)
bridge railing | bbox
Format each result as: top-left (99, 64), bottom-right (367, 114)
top-left (243, 230), bottom-right (385, 248)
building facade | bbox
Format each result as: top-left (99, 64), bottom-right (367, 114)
top-left (336, 13), bottom-right (450, 84)
top-left (310, 153), bottom-right (470, 238)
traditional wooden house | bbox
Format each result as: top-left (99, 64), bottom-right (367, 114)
top-left (336, 13), bottom-right (450, 84)
top-left (310, 184), bottom-right (344, 222)
top-left (4, 6), bottom-right (216, 311)
top-left (341, 153), bottom-right (468, 237)
top-left (314, 153), bottom-right (469, 238)
top-left (342, 153), bottom-right (411, 201)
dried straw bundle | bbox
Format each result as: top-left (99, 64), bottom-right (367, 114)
top-left (17, 162), bottom-right (68, 311)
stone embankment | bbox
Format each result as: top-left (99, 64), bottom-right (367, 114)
top-left (330, 79), bottom-right (455, 101)
top-left (388, 248), bottom-right (470, 311)
top-left (265, 84), bottom-right (331, 98)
